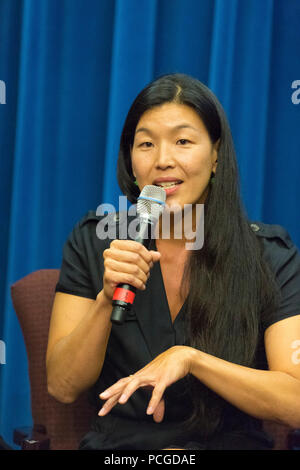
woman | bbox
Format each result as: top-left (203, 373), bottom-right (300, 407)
top-left (46, 73), bottom-right (300, 450)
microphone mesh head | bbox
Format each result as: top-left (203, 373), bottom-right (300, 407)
top-left (137, 185), bottom-right (166, 220)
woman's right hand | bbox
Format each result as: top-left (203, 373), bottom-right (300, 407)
top-left (101, 239), bottom-right (161, 302)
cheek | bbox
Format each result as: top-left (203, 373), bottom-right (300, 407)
top-left (132, 163), bottom-right (147, 180)
top-left (132, 156), bottom-right (154, 182)
top-left (189, 151), bottom-right (213, 181)
top-left (184, 160), bottom-right (211, 181)
top-left (131, 155), bottom-right (141, 178)
top-left (183, 146), bottom-right (214, 174)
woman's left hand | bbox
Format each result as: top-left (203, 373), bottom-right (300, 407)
top-left (98, 346), bottom-right (195, 423)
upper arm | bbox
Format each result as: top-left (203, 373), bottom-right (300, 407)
top-left (265, 314), bottom-right (300, 380)
top-left (46, 292), bottom-right (95, 364)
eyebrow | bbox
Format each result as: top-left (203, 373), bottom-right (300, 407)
top-left (135, 124), bottom-right (199, 135)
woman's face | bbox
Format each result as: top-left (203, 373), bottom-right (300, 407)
top-left (131, 102), bottom-right (218, 210)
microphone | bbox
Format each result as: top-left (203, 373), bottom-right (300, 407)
top-left (110, 185), bottom-right (166, 325)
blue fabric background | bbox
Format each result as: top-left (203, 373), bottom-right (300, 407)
top-left (0, 0), bottom-right (299, 447)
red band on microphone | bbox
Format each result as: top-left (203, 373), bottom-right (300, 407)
top-left (113, 287), bottom-right (135, 304)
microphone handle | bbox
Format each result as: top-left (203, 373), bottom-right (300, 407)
top-left (110, 216), bottom-right (156, 325)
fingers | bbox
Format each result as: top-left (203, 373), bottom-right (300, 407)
top-left (149, 250), bottom-right (161, 263)
top-left (102, 240), bottom-right (161, 299)
top-left (146, 383), bottom-right (166, 416)
top-left (100, 375), bottom-right (145, 407)
top-left (104, 269), bottom-right (146, 293)
top-left (98, 375), bottom-right (166, 420)
top-left (106, 257), bottom-right (149, 285)
top-left (98, 348), bottom-right (188, 418)
top-left (98, 393), bottom-right (122, 416)
top-left (117, 375), bottom-right (149, 405)
top-left (98, 377), bottom-right (131, 416)
top-left (99, 377), bottom-right (131, 400)
top-left (108, 239), bottom-right (159, 266)
top-left (152, 398), bottom-right (165, 423)
top-left (107, 247), bottom-right (151, 275)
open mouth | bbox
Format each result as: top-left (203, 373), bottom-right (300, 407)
top-left (154, 181), bottom-right (183, 189)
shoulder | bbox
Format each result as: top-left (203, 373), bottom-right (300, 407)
top-left (250, 222), bottom-right (300, 330)
top-left (71, 209), bottom-right (134, 246)
top-left (249, 221), bottom-right (293, 249)
top-left (249, 221), bottom-right (300, 277)
top-left (77, 210), bottom-right (102, 228)
top-left (68, 210), bottom-right (102, 245)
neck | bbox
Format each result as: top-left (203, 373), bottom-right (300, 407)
top-left (155, 204), bottom-right (203, 246)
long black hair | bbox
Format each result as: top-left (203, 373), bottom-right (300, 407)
top-left (117, 73), bottom-right (280, 437)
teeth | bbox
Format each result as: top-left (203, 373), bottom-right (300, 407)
top-left (156, 181), bottom-right (180, 188)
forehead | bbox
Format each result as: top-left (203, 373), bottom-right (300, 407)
top-left (135, 102), bottom-right (205, 132)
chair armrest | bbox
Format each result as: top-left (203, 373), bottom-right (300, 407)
top-left (13, 424), bottom-right (50, 450)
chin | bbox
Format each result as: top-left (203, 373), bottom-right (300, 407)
top-left (164, 200), bottom-right (184, 212)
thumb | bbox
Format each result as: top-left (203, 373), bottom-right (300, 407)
top-left (150, 250), bottom-right (161, 263)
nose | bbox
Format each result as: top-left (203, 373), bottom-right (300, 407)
top-left (155, 142), bottom-right (175, 169)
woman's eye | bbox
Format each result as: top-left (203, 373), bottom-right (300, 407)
top-left (177, 139), bottom-right (191, 145)
top-left (139, 141), bottom-right (153, 148)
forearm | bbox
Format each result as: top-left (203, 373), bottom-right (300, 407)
top-left (47, 290), bottom-right (112, 403)
top-left (189, 348), bottom-right (300, 428)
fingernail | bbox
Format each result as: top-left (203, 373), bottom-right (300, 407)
top-left (98, 408), bottom-right (105, 416)
top-left (100, 391), bottom-right (109, 398)
top-left (147, 406), bottom-right (153, 415)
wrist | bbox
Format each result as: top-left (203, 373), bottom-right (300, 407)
top-left (186, 347), bottom-right (201, 375)
top-left (96, 289), bottom-right (112, 309)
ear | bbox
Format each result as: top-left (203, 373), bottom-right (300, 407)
top-left (213, 138), bottom-right (220, 153)
top-left (129, 144), bottom-right (134, 177)
top-left (212, 138), bottom-right (219, 173)
top-left (131, 158), bottom-right (136, 180)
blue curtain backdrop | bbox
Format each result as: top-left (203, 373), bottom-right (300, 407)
top-left (0, 0), bottom-right (299, 447)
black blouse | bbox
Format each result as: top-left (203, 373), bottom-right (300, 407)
top-left (55, 211), bottom-right (300, 450)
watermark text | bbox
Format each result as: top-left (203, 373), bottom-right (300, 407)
top-left (291, 80), bottom-right (300, 105)
top-left (96, 197), bottom-right (204, 250)
top-left (0, 340), bottom-right (6, 364)
top-left (291, 339), bottom-right (300, 365)
top-left (0, 80), bottom-right (6, 104)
